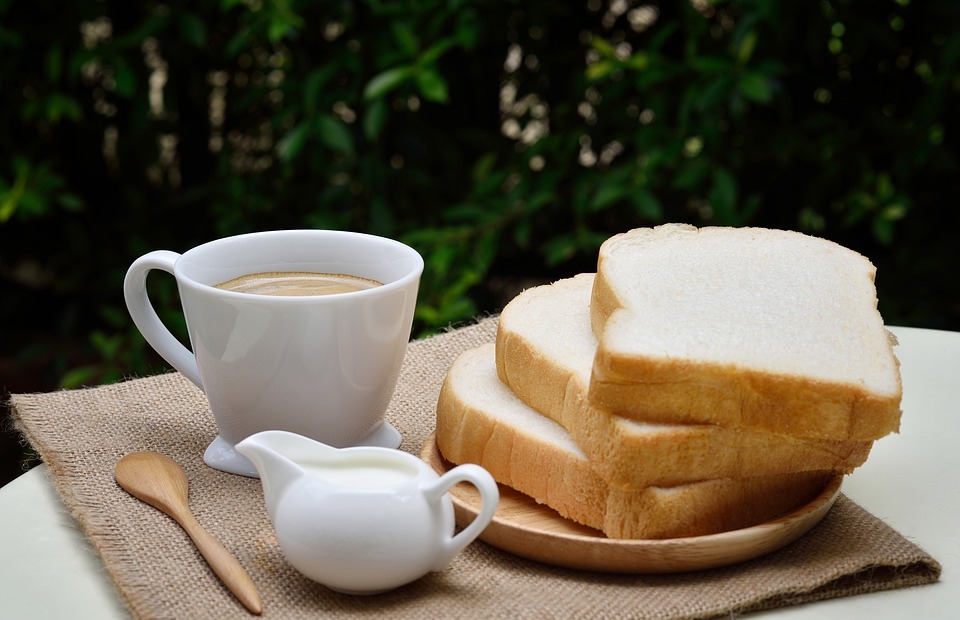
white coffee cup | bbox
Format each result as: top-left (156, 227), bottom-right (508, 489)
top-left (123, 230), bottom-right (423, 477)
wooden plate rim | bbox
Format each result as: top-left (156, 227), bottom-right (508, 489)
top-left (421, 433), bottom-right (843, 573)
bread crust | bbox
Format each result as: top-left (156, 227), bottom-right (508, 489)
top-left (588, 352), bottom-right (901, 439)
top-left (438, 344), bottom-right (833, 539)
top-left (497, 274), bottom-right (872, 488)
top-left (589, 224), bottom-right (902, 441)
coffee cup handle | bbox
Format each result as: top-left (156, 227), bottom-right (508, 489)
top-left (123, 250), bottom-right (203, 389)
top-left (424, 463), bottom-right (499, 570)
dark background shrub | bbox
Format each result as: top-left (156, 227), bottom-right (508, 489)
top-left (3, 0), bottom-right (958, 485)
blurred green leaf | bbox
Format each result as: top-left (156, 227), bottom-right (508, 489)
top-left (542, 234), bottom-right (578, 266)
top-left (691, 56), bottom-right (733, 73)
top-left (419, 38), bottom-right (456, 66)
top-left (630, 189), bottom-right (664, 220)
top-left (648, 21), bottom-right (677, 52)
top-left (391, 22), bottom-right (420, 56)
top-left (415, 68), bottom-right (449, 103)
top-left (708, 167), bottom-right (738, 224)
top-left (591, 186), bottom-right (625, 213)
top-left (882, 202), bottom-right (908, 221)
top-left (224, 29), bottom-right (252, 57)
top-left (363, 98), bottom-right (388, 141)
top-left (512, 211), bottom-right (537, 248)
top-left (875, 173), bottom-right (895, 200)
top-left (91, 331), bottom-right (122, 360)
top-left (454, 10), bottom-right (481, 49)
top-left (268, 18), bottom-right (292, 43)
top-left (737, 30), bottom-right (758, 63)
top-left (364, 67), bottom-right (412, 100)
top-left (178, 11), bottom-right (207, 47)
top-left (60, 366), bottom-right (99, 390)
top-left (591, 36), bottom-right (616, 58)
top-left (114, 64), bottom-right (137, 98)
top-left (277, 121), bottom-right (310, 162)
top-left (415, 295), bottom-right (475, 326)
top-left (57, 192), bottom-right (84, 212)
top-left (738, 71), bottom-right (773, 104)
top-left (696, 75), bottom-right (734, 110)
top-left (873, 217), bottom-right (895, 245)
top-left (316, 115), bottom-right (354, 154)
top-left (591, 179), bottom-right (631, 212)
top-left (586, 60), bottom-right (616, 81)
top-left (471, 152), bottom-right (497, 182)
top-left (627, 53), bottom-right (651, 71)
top-left (672, 158), bottom-right (711, 191)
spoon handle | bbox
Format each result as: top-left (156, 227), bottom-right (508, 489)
top-left (175, 511), bottom-right (263, 615)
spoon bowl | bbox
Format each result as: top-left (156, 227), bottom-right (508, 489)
top-left (115, 451), bottom-right (263, 615)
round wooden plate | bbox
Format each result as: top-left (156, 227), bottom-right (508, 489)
top-left (421, 434), bottom-right (843, 573)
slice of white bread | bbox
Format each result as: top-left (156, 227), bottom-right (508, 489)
top-left (496, 273), bottom-right (872, 488)
top-left (436, 343), bottom-right (834, 539)
top-left (590, 224), bottom-right (902, 441)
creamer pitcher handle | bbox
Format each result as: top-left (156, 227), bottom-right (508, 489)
top-left (425, 463), bottom-right (499, 570)
top-left (123, 250), bottom-right (203, 388)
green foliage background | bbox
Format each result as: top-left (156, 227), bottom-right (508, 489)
top-left (2, 0), bottom-right (958, 403)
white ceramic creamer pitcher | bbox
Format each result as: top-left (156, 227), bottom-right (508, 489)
top-left (235, 430), bottom-right (499, 594)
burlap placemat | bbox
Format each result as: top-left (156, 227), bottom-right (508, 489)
top-left (10, 316), bottom-right (940, 619)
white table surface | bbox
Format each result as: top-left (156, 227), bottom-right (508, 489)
top-left (1, 325), bottom-right (957, 618)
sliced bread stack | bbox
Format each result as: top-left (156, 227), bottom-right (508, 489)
top-left (435, 224), bottom-right (903, 539)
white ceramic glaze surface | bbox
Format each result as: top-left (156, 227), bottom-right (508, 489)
top-left (123, 230), bottom-right (423, 476)
top-left (235, 430), bottom-right (499, 594)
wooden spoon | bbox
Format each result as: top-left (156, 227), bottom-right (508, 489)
top-left (115, 451), bottom-right (263, 615)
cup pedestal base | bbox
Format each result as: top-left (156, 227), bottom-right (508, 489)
top-left (204, 422), bottom-right (404, 477)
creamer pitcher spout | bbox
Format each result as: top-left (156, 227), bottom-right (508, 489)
top-left (236, 430), bottom-right (316, 520)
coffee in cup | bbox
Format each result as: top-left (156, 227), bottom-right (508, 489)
top-left (123, 230), bottom-right (423, 477)
top-left (214, 272), bottom-right (383, 296)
